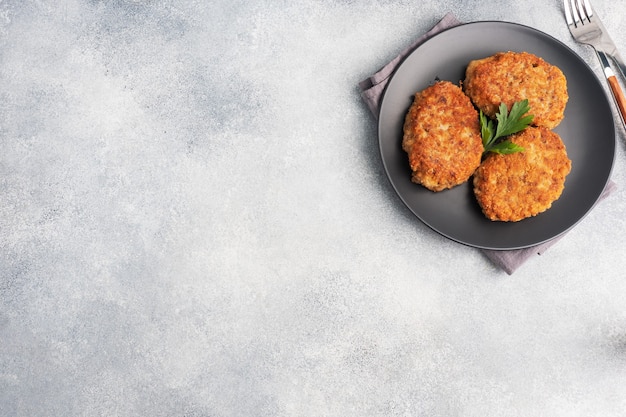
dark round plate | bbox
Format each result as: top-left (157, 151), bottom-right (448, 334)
top-left (378, 21), bottom-right (615, 250)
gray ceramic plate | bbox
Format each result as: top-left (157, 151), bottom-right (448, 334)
top-left (379, 21), bottom-right (615, 250)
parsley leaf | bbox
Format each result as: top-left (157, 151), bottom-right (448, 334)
top-left (479, 110), bottom-right (495, 149)
top-left (481, 99), bottom-right (533, 155)
top-left (488, 140), bottom-right (526, 154)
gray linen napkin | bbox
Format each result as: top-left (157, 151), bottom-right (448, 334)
top-left (359, 12), bottom-right (617, 274)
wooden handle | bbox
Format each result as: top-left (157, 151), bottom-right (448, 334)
top-left (607, 75), bottom-right (626, 127)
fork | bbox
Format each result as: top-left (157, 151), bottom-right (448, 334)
top-left (564, 0), bottom-right (626, 129)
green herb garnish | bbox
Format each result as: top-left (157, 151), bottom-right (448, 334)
top-left (480, 99), bottom-right (533, 155)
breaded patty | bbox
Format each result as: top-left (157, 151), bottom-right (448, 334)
top-left (464, 51), bottom-right (568, 129)
top-left (402, 81), bottom-right (483, 192)
top-left (473, 127), bottom-right (571, 222)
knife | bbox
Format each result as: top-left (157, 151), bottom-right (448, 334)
top-left (598, 50), bottom-right (626, 128)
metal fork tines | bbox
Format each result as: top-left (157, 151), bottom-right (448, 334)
top-left (564, 0), bottom-right (626, 128)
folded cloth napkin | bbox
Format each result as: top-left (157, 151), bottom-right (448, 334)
top-left (359, 12), bottom-right (617, 274)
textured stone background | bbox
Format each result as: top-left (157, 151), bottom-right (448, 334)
top-left (1, 0), bottom-right (625, 415)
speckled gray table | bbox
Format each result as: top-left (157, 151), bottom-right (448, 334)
top-left (2, 1), bottom-right (626, 416)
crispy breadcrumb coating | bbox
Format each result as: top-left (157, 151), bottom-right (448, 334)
top-left (402, 81), bottom-right (483, 192)
top-left (473, 127), bottom-right (571, 222)
top-left (464, 51), bottom-right (568, 129)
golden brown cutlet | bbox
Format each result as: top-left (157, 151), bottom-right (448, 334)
top-left (402, 81), bottom-right (483, 192)
top-left (473, 126), bottom-right (572, 222)
top-left (464, 51), bottom-right (568, 129)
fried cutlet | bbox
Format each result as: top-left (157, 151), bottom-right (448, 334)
top-left (464, 51), bottom-right (568, 129)
top-left (473, 126), bottom-right (571, 222)
top-left (402, 81), bottom-right (483, 192)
